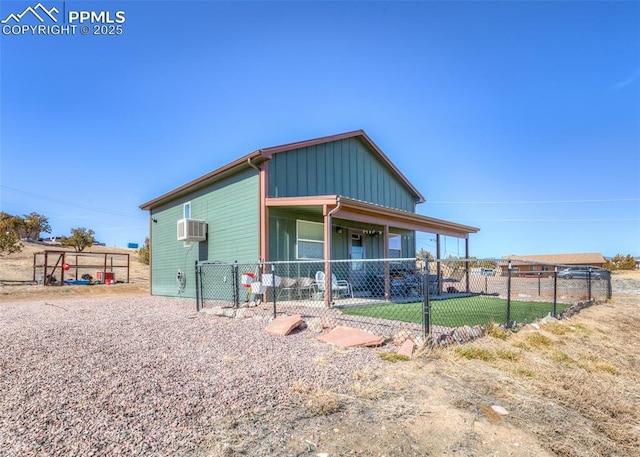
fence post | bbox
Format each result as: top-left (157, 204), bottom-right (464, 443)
top-left (422, 259), bottom-right (430, 338)
top-left (195, 260), bottom-right (200, 312)
top-left (465, 258), bottom-right (470, 293)
top-left (232, 261), bottom-right (239, 308)
top-left (537, 272), bottom-right (541, 296)
top-left (588, 267), bottom-right (592, 302)
top-left (553, 266), bottom-right (558, 317)
top-left (271, 263), bottom-right (277, 319)
top-left (506, 260), bottom-right (512, 327)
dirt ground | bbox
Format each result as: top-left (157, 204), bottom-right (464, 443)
top-left (1, 243), bottom-right (639, 456)
top-left (0, 242), bottom-right (149, 302)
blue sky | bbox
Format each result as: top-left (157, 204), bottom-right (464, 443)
top-left (1, 0), bottom-right (639, 259)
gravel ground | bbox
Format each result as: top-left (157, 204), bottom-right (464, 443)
top-left (0, 296), bottom-right (386, 457)
top-left (1, 273), bottom-right (637, 457)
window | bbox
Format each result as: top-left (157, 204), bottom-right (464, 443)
top-left (530, 265), bottom-right (538, 271)
top-left (183, 202), bottom-right (191, 219)
top-left (388, 233), bottom-right (402, 258)
top-left (297, 220), bottom-right (324, 259)
top-left (351, 234), bottom-right (364, 271)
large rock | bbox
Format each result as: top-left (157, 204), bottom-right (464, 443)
top-left (318, 326), bottom-right (384, 348)
top-left (265, 314), bottom-right (304, 336)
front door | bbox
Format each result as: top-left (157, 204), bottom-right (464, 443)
top-left (349, 231), bottom-right (366, 291)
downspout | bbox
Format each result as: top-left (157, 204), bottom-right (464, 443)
top-left (324, 198), bottom-right (343, 308)
top-left (328, 197), bottom-right (343, 225)
top-left (247, 156), bottom-right (260, 173)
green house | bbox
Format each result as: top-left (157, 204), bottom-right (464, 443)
top-left (140, 130), bottom-right (479, 297)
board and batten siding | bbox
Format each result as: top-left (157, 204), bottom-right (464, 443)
top-left (150, 169), bottom-right (259, 297)
top-left (268, 137), bottom-right (417, 211)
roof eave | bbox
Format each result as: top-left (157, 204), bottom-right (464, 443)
top-left (338, 196), bottom-right (478, 235)
top-left (139, 151), bottom-right (264, 210)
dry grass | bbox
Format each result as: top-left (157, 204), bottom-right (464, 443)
top-left (453, 345), bottom-right (496, 361)
top-left (351, 366), bottom-right (383, 400)
top-left (486, 321), bottom-right (509, 339)
top-left (304, 387), bottom-right (343, 416)
top-left (425, 289), bottom-right (640, 457)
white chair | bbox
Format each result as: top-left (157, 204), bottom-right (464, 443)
top-left (314, 271), bottom-right (353, 299)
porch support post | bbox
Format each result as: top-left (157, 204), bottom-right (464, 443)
top-left (383, 225), bottom-right (390, 301)
top-left (465, 237), bottom-right (470, 292)
top-left (323, 204), bottom-right (332, 308)
top-left (436, 234), bottom-right (442, 295)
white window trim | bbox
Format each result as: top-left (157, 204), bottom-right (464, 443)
top-left (183, 202), bottom-right (191, 219)
top-left (296, 220), bottom-right (324, 260)
top-left (388, 233), bottom-right (402, 258)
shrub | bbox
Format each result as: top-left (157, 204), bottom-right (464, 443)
top-left (0, 212), bottom-right (23, 255)
top-left (138, 237), bottom-right (150, 265)
top-left (604, 254), bottom-right (637, 271)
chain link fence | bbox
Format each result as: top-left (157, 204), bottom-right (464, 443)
top-left (195, 258), bottom-right (612, 344)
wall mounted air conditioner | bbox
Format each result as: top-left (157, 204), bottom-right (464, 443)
top-left (177, 218), bottom-right (207, 242)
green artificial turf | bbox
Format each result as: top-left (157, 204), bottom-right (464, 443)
top-left (340, 296), bottom-right (570, 327)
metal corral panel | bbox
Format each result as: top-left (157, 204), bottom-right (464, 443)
top-left (150, 169), bottom-right (259, 297)
top-left (268, 137), bottom-right (417, 211)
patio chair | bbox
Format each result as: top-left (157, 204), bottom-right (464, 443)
top-left (314, 271), bottom-right (354, 299)
top-left (277, 277), bottom-right (298, 300)
top-left (296, 276), bottom-right (316, 299)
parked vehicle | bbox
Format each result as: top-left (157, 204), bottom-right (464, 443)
top-left (471, 267), bottom-right (496, 276)
top-left (557, 266), bottom-right (610, 280)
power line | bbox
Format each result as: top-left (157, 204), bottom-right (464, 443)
top-left (0, 185), bottom-right (144, 219)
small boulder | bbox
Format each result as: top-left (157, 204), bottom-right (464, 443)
top-left (265, 314), bottom-right (304, 336)
top-left (397, 339), bottom-right (415, 358)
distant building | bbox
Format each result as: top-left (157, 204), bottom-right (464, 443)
top-left (500, 253), bottom-right (607, 277)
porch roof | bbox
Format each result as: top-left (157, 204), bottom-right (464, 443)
top-left (265, 195), bottom-right (479, 238)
